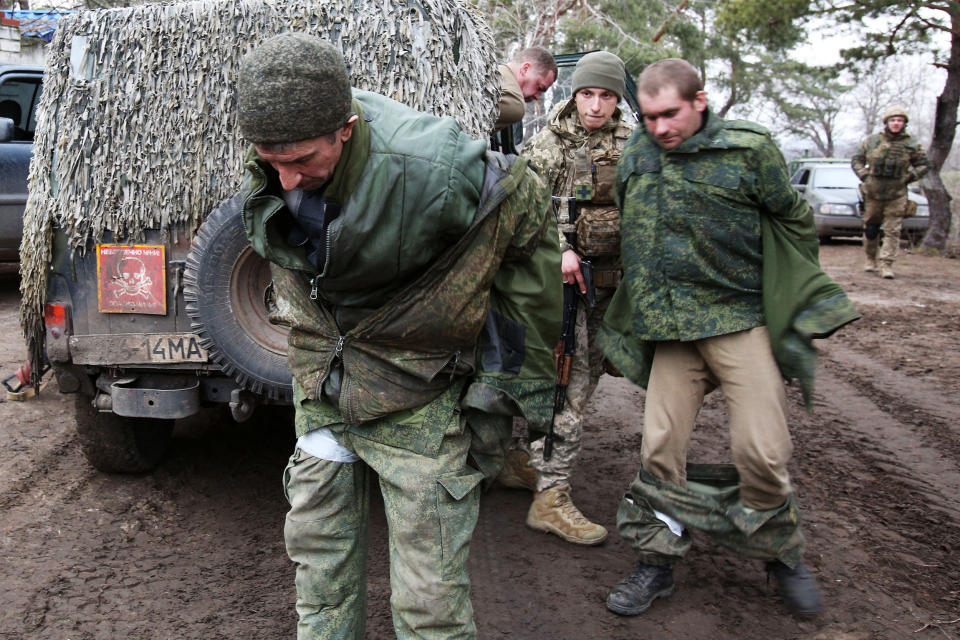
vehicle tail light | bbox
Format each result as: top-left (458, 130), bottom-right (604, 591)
top-left (44, 303), bottom-right (68, 335)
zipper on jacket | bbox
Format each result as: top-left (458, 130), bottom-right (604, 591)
top-left (309, 275), bottom-right (320, 300)
top-left (448, 350), bottom-right (461, 383)
top-left (315, 335), bottom-right (346, 402)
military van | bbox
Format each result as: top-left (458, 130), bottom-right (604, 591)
top-left (21, 0), bottom-right (499, 472)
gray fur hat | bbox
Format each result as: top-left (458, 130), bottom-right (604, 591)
top-left (571, 51), bottom-right (625, 101)
top-left (237, 33), bottom-right (353, 143)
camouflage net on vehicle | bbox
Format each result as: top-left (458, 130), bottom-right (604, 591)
top-left (19, 0), bottom-right (498, 376)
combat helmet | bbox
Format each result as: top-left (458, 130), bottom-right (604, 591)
top-left (882, 105), bottom-right (909, 123)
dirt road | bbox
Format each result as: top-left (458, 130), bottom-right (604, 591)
top-left (1, 242), bottom-right (958, 640)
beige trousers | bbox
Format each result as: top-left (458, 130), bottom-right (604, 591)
top-left (863, 194), bottom-right (907, 266)
top-left (640, 326), bottom-right (793, 510)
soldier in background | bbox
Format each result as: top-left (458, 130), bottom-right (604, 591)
top-left (851, 106), bottom-right (930, 279)
top-left (501, 51), bottom-right (634, 546)
top-left (493, 47), bottom-right (557, 132)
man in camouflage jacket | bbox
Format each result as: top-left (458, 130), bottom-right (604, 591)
top-left (851, 105), bottom-right (930, 278)
top-left (236, 34), bottom-right (560, 640)
top-left (508, 51), bottom-right (634, 546)
top-left (598, 58), bottom-right (846, 619)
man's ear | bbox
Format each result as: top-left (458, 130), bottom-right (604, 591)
top-left (340, 115), bottom-right (360, 142)
top-left (693, 90), bottom-right (707, 113)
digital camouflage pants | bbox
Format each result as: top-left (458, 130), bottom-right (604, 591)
top-left (617, 464), bottom-right (805, 569)
top-left (863, 193), bottom-right (908, 266)
top-left (528, 288), bottom-right (613, 491)
top-left (283, 423), bottom-right (484, 640)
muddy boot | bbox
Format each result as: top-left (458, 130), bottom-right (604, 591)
top-left (606, 561), bottom-right (675, 616)
top-left (766, 561), bottom-right (822, 616)
top-left (496, 448), bottom-right (536, 491)
top-left (880, 263), bottom-right (895, 279)
top-left (526, 483), bottom-right (607, 545)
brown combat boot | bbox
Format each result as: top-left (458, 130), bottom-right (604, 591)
top-left (863, 256), bottom-right (878, 272)
top-left (496, 448), bottom-right (536, 491)
top-left (526, 484), bottom-right (608, 545)
top-left (881, 263), bottom-right (895, 279)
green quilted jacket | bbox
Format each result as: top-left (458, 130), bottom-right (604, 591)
top-left (242, 90), bottom-right (561, 435)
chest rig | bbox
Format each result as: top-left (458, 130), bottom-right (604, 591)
top-left (867, 135), bottom-right (911, 179)
top-left (555, 129), bottom-right (627, 258)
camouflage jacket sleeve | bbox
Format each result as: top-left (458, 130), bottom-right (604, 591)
top-left (752, 134), bottom-right (811, 222)
top-left (521, 128), bottom-right (569, 250)
top-left (907, 138), bottom-right (931, 183)
top-left (462, 160), bottom-right (562, 468)
top-left (851, 137), bottom-right (870, 180)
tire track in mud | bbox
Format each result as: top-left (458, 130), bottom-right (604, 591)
top-left (818, 340), bottom-right (960, 502)
top-left (0, 423), bottom-right (96, 513)
top-left (796, 354), bottom-right (960, 616)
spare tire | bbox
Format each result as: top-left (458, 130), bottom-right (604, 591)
top-left (183, 192), bottom-right (292, 401)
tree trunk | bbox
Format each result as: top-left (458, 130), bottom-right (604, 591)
top-left (920, 3), bottom-right (960, 251)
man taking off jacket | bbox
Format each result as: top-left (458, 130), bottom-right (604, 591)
top-left (598, 58), bottom-right (859, 619)
top-left (236, 33), bottom-right (561, 640)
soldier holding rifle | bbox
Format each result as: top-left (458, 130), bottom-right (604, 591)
top-left (506, 51), bottom-right (634, 545)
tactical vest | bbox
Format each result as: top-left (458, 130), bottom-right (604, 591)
top-left (866, 134), bottom-right (912, 179)
top-left (557, 124), bottom-right (632, 258)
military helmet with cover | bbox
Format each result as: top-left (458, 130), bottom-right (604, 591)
top-left (882, 105), bottom-right (909, 124)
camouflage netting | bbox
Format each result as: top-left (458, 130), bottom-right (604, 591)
top-left (19, 0), bottom-right (499, 373)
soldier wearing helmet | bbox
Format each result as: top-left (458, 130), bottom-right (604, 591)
top-left (851, 105), bottom-right (930, 279)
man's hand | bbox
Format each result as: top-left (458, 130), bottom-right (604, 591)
top-left (561, 249), bottom-right (586, 293)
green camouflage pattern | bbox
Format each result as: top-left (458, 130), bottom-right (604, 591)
top-left (246, 102), bottom-right (558, 430)
top-left (522, 98), bottom-right (633, 253)
top-left (852, 130), bottom-right (930, 201)
top-left (283, 410), bottom-right (483, 639)
top-left (605, 111), bottom-right (808, 342)
top-left (599, 110), bottom-right (859, 407)
top-left (616, 464), bottom-right (804, 568)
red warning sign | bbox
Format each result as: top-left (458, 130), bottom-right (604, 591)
top-left (96, 244), bottom-right (167, 315)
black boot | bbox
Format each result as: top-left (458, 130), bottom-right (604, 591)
top-left (605, 562), bottom-right (675, 616)
top-left (766, 561), bottom-right (822, 616)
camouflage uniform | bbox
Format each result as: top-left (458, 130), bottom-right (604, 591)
top-left (522, 98), bottom-right (633, 490)
top-left (244, 92), bottom-right (560, 639)
top-left (851, 127), bottom-right (929, 269)
top-left (600, 110), bottom-right (812, 565)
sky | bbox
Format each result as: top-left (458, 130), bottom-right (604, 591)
top-left (729, 14), bottom-right (950, 161)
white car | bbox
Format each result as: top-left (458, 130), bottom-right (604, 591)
top-left (789, 160), bottom-right (929, 242)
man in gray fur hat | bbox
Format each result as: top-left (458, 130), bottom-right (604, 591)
top-left (236, 32), bottom-right (561, 640)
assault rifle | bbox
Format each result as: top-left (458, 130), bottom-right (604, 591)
top-left (544, 259), bottom-right (596, 460)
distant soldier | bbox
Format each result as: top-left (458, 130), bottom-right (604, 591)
top-left (851, 106), bottom-right (930, 279)
top-left (494, 47), bottom-right (557, 131)
top-left (502, 52), bottom-right (634, 546)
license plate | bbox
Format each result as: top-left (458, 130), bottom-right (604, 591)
top-left (69, 333), bottom-right (209, 365)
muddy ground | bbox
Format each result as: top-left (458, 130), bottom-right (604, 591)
top-left (0, 240), bottom-right (959, 640)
